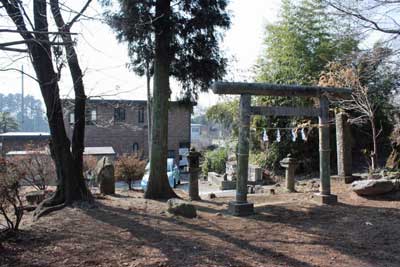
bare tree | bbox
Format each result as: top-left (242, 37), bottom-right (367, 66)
top-left (319, 45), bottom-right (396, 170)
top-left (325, 0), bottom-right (400, 37)
top-left (0, 0), bottom-right (93, 218)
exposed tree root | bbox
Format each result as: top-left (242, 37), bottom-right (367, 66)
top-left (33, 203), bottom-right (67, 221)
top-left (33, 189), bottom-right (93, 220)
top-left (144, 187), bottom-right (179, 200)
top-left (41, 191), bottom-right (64, 207)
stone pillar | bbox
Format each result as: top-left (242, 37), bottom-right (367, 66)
top-left (228, 94), bottom-right (254, 216)
top-left (315, 96), bottom-right (337, 204)
top-left (254, 167), bottom-right (263, 183)
top-left (280, 154), bottom-right (298, 192)
top-left (188, 148), bottom-right (201, 201)
top-left (335, 112), bottom-right (353, 183)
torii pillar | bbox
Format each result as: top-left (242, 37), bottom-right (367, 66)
top-left (334, 111), bottom-right (354, 183)
top-left (228, 94), bottom-right (254, 216)
top-left (313, 95), bottom-right (337, 204)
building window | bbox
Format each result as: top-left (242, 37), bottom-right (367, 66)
top-left (69, 113), bottom-right (75, 124)
top-left (138, 107), bottom-right (144, 123)
top-left (167, 150), bottom-right (175, 159)
top-left (133, 143), bottom-right (139, 153)
top-left (85, 109), bottom-right (96, 125)
top-left (191, 127), bottom-right (200, 134)
top-left (114, 107), bottom-right (126, 122)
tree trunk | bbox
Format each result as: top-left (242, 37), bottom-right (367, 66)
top-left (128, 180), bottom-right (133, 190)
top-left (1, 0), bottom-right (92, 218)
top-left (144, 0), bottom-right (177, 199)
top-left (370, 117), bottom-right (378, 171)
top-left (50, 0), bottom-right (91, 200)
top-left (146, 62), bottom-right (152, 160)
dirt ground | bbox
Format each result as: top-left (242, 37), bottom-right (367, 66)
top-left (1, 180), bottom-right (400, 267)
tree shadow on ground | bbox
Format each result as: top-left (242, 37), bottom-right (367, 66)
top-left (359, 191), bottom-right (400, 201)
top-left (194, 199), bottom-right (227, 207)
top-left (83, 202), bottom-right (317, 267)
top-left (0, 228), bottom-right (68, 267)
top-left (248, 202), bottom-right (400, 267)
top-left (186, 197), bottom-right (400, 266)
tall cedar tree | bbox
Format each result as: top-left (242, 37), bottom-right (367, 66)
top-left (103, 0), bottom-right (230, 199)
top-left (0, 0), bottom-right (92, 218)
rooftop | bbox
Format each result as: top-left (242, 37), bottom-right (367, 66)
top-left (83, 146), bottom-right (116, 155)
top-left (62, 99), bottom-right (196, 107)
top-left (0, 132), bottom-right (50, 137)
top-left (6, 150), bottom-right (49, 156)
top-left (5, 146), bottom-right (116, 156)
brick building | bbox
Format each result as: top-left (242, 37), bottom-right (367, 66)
top-left (63, 99), bottom-right (192, 165)
top-left (0, 132), bottom-right (50, 155)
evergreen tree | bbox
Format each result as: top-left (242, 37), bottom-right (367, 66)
top-left (104, 0), bottom-right (230, 100)
top-left (257, 0), bottom-right (358, 85)
top-left (102, 0), bottom-right (231, 199)
top-left (0, 112), bottom-right (18, 133)
top-left (0, 93), bottom-right (48, 132)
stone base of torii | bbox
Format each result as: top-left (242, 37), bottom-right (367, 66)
top-left (212, 82), bottom-right (353, 216)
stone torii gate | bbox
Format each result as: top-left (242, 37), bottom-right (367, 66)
top-left (212, 82), bottom-right (352, 216)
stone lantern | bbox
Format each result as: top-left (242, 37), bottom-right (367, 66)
top-left (280, 154), bottom-right (298, 192)
top-left (187, 148), bottom-right (201, 201)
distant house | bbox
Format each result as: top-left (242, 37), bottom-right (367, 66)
top-left (191, 122), bottom-right (227, 150)
top-left (62, 99), bottom-right (193, 167)
top-left (0, 132), bottom-right (50, 155)
top-left (191, 124), bottom-right (202, 141)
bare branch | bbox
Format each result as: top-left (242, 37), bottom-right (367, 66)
top-left (0, 39), bottom-right (74, 47)
top-left (0, 28), bottom-right (78, 35)
top-left (67, 0), bottom-right (93, 29)
top-left (0, 67), bottom-right (39, 82)
top-left (327, 1), bottom-right (400, 35)
top-left (0, 0), bottom-right (34, 40)
top-left (0, 46), bottom-right (27, 52)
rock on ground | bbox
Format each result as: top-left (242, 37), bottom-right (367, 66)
top-left (166, 198), bottom-right (197, 218)
top-left (25, 190), bottom-right (45, 205)
top-left (352, 179), bottom-right (395, 196)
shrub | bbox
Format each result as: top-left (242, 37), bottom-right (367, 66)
top-left (249, 151), bottom-right (267, 168)
top-left (0, 158), bottom-right (24, 232)
top-left (202, 148), bottom-right (228, 175)
top-left (250, 126), bottom-right (320, 174)
top-left (115, 154), bottom-right (146, 190)
top-left (83, 156), bottom-right (98, 174)
top-left (8, 151), bottom-right (56, 191)
top-left (83, 156), bottom-right (98, 186)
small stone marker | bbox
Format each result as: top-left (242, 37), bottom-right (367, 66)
top-left (95, 156), bottom-right (115, 195)
top-left (280, 154), bottom-right (298, 192)
top-left (167, 198), bottom-right (197, 218)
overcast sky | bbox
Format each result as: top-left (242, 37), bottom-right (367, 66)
top-left (0, 0), bottom-right (281, 108)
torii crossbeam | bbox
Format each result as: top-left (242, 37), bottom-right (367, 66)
top-left (212, 82), bottom-right (352, 216)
